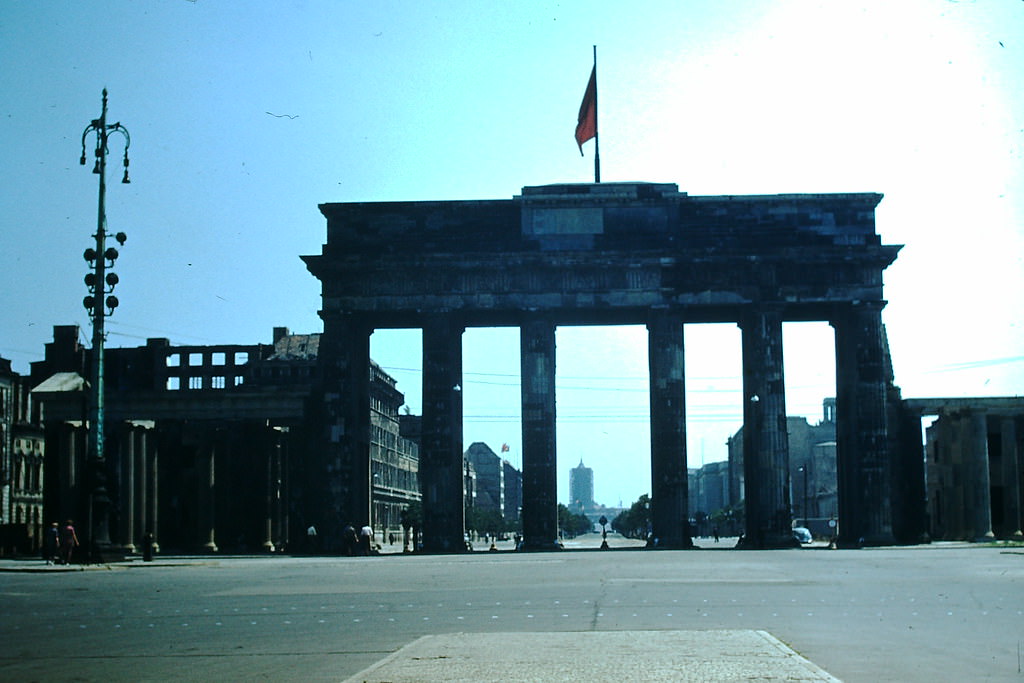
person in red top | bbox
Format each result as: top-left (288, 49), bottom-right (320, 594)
top-left (60, 520), bottom-right (79, 565)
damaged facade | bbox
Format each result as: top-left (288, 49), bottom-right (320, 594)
top-left (906, 398), bottom-right (1024, 541)
top-left (29, 325), bottom-right (419, 554)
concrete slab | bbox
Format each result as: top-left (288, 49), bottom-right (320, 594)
top-left (342, 629), bottom-right (841, 682)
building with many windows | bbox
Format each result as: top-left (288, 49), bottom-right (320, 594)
top-left (569, 459), bottom-right (595, 513)
top-left (0, 356), bottom-right (45, 555)
top-left (463, 442), bottom-right (522, 525)
top-left (689, 460), bottom-right (730, 532)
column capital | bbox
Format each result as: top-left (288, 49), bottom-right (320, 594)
top-left (828, 299), bottom-right (888, 328)
top-left (736, 305), bottom-right (785, 330)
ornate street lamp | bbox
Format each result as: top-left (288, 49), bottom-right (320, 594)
top-left (80, 88), bottom-right (131, 559)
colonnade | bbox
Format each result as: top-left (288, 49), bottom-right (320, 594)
top-left (48, 419), bottom-right (293, 555)
top-left (187, 425), bottom-right (289, 554)
top-left (321, 302), bottom-right (895, 551)
top-left (114, 421), bottom-right (158, 553)
top-left (920, 406), bottom-right (1024, 541)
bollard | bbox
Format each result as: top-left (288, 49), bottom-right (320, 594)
top-left (143, 532), bottom-right (154, 562)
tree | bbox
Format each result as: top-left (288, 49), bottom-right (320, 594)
top-left (709, 501), bottom-right (744, 537)
top-left (557, 504), bottom-right (592, 538)
top-left (611, 494), bottom-right (651, 539)
top-left (465, 506), bottom-right (506, 538)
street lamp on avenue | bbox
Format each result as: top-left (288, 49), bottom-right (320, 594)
top-left (79, 88), bottom-right (131, 559)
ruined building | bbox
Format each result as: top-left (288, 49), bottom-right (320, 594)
top-left (726, 399), bottom-right (840, 532)
top-left (908, 398), bottom-right (1024, 541)
top-left (29, 325), bottom-right (420, 554)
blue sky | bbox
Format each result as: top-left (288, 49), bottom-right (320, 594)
top-left (2, 1), bottom-right (1021, 507)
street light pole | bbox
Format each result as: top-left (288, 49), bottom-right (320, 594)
top-left (796, 464), bottom-right (809, 526)
top-left (802, 463), bottom-right (809, 527)
top-left (80, 88), bottom-right (131, 559)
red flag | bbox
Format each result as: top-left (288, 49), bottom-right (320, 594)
top-left (575, 66), bottom-right (597, 155)
top-left (501, 443), bottom-right (510, 453)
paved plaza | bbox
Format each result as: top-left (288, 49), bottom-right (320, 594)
top-left (1, 538), bottom-right (1022, 681)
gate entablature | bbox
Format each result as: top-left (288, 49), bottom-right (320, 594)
top-left (306, 183), bottom-right (898, 327)
top-left (304, 182), bottom-right (903, 550)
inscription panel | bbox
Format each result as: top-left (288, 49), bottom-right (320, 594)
top-left (523, 207), bottom-right (603, 235)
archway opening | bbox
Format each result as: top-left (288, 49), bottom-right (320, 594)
top-left (782, 321), bottom-right (838, 538)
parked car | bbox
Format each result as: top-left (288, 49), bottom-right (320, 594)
top-left (792, 527), bottom-right (812, 544)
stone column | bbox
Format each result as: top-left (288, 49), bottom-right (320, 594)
top-left (263, 428), bottom-right (276, 552)
top-left (121, 424), bottom-right (136, 553)
top-left (201, 437), bottom-right (218, 552)
top-left (967, 411), bottom-right (994, 541)
top-left (136, 427), bottom-right (147, 552)
top-left (59, 422), bottom-right (77, 522)
top-left (647, 310), bottom-right (692, 548)
top-left (833, 302), bottom-right (894, 547)
top-left (420, 316), bottom-right (466, 553)
top-left (55, 422), bottom-right (89, 530)
top-left (275, 436), bottom-right (286, 551)
top-left (893, 408), bottom-right (929, 544)
top-left (147, 441), bottom-right (159, 553)
top-left (1002, 417), bottom-right (1022, 538)
top-left (739, 308), bottom-right (793, 548)
top-left (520, 318), bottom-right (559, 550)
top-left (318, 313), bottom-right (372, 547)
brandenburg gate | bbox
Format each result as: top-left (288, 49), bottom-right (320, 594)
top-left (303, 182), bottom-right (901, 550)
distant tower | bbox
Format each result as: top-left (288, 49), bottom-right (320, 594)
top-left (823, 397), bottom-right (837, 424)
top-left (569, 459), bottom-right (595, 512)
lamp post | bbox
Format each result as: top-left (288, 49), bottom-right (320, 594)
top-left (800, 464), bottom-right (809, 527)
top-left (80, 88), bottom-right (131, 559)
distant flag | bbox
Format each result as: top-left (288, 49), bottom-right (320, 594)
top-left (574, 66), bottom-right (597, 155)
top-left (501, 443), bottom-right (510, 453)
top-left (574, 46), bottom-right (601, 183)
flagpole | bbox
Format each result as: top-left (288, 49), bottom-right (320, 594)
top-left (593, 45), bottom-right (600, 183)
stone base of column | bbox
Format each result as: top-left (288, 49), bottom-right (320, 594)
top-left (262, 541), bottom-right (276, 553)
top-left (519, 540), bottom-right (563, 552)
top-left (92, 547), bottom-right (127, 563)
top-left (201, 541), bottom-right (219, 553)
top-left (644, 539), bottom-right (696, 550)
top-left (736, 533), bottom-right (800, 550)
top-left (420, 544), bottom-right (470, 554)
top-left (974, 531), bottom-right (996, 543)
top-left (836, 531), bottom-right (896, 548)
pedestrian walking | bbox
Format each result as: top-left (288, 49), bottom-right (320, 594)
top-left (341, 525), bottom-right (358, 556)
top-left (60, 520), bottom-right (79, 565)
top-left (359, 525), bottom-right (373, 555)
top-left (43, 522), bottom-right (60, 565)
